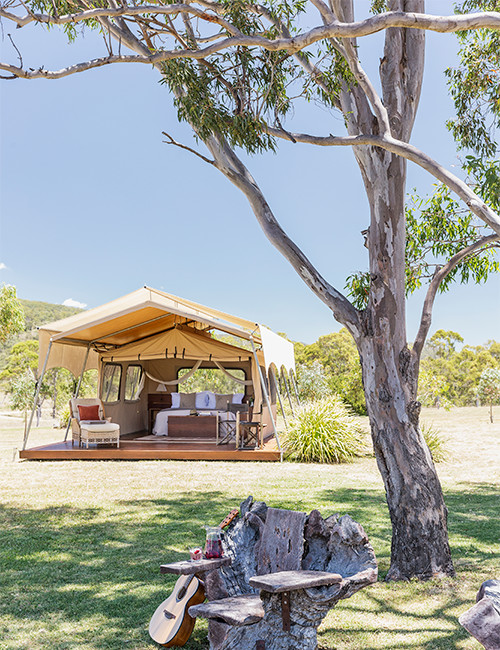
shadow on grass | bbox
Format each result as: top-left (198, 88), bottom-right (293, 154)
top-left (318, 586), bottom-right (473, 650)
top-left (0, 491), bottom-right (230, 649)
top-left (0, 484), bottom-right (498, 649)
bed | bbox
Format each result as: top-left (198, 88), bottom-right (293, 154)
top-left (152, 391), bottom-right (245, 437)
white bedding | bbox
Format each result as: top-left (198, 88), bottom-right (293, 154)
top-left (153, 409), bottom-right (235, 436)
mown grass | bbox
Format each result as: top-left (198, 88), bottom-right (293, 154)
top-left (0, 406), bottom-right (498, 649)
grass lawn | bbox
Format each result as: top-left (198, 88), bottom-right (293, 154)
top-left (0, 406), bottom-right (498, 649)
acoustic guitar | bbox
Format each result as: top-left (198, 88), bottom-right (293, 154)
top-left (149, 509), bottom-right (239, 647)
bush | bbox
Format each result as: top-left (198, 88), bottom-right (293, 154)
top-left (282, 397), bottom-right (365, 463)
top-left (58, 406), bottom-right (71, 429)
top-left (422, 423), bottom-right (449, 463)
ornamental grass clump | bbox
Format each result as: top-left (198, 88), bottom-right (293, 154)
top-left (283, 397), bottom-right (365, 464)
top-left (421, 423), bottom-right (449, 463)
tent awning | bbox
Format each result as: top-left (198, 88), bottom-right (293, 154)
top-left (100, 326), bottom-right (255, 363)
top-left (37, 286), bottom-right (294, 374)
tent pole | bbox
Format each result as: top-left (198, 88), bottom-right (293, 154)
top-left (282, 369), bottom-right (295, 418)
top-left (290, 370), bottom-right (301, 406)
top-left (64, 343), bottom-right (92, 441)
top-left (250, 337), bottom-right (283, 462)
top-left (23, 340), bottom-right (52, 451)
top-left (272, 368), bottom-right (288, 431)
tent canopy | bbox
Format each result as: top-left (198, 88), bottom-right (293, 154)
top-left (38, 287), bottom-right (295, 376)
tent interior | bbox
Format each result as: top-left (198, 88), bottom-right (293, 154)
top-left (24, 287), bottom-right (296, 455)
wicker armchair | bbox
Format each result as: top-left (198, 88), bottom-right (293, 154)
top-left (69, 398), bottom-right (119, 447)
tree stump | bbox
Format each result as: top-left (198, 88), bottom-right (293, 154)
top-left (189, 496), bottom-right (378, 650)
top-left (459, 579), bottom-right (500, 650)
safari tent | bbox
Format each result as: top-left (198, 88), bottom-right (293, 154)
top-left (21, 287), bottom-right (295, 461)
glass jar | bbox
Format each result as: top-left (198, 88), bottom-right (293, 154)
top-left (204, 526), bottom-right (223, 559)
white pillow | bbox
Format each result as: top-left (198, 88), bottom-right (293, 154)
top-left (232, 393), bottom-right (244, 404)
top-left (171, 392), bottom-right (180, 408)
top-left (196, 391), bottom-right (216, 409)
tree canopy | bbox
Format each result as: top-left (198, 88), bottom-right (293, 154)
top-left (0, 285), bottom-right (24, 344)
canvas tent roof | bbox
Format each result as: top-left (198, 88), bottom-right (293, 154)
top-left (38, 287), bottom-right (295, 376)
top-left (100, 325), bottom-right (254, 363)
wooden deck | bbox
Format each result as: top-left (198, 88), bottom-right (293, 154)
top-left (19, 435), bottom-right (281, 462)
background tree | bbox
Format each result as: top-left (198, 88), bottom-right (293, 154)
top-left (0, 285), bottom-right (24, 344)
top-left (418, 330), bottom-right (499, 407)
top-left (2, 1), bottom-right (500, 579)
top-left (477, 367), bottom-right (500, 423)
top-left (295, 360), bottom-right (334, 402)
top-left (9, 371), bottom-right (37, 438)
top-left (295, 329), bottom-right (365, 413)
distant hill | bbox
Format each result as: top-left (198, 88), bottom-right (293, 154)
top-left (0, 300), bottom-right (85, 372)
top-left (20, 299), bottom-right (83, 332)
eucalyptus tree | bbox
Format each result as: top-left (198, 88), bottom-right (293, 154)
top-left (0, 285), bottom-right (24, 344)
top-left (2, 0), bottom-right (500, 579)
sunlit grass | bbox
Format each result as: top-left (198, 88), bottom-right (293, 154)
top-left (0, 406), bottom-right (498, 649)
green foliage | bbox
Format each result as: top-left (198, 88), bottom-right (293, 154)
top-left (9, 371), bottom-right (36, 412)
top-left (417, 367), bottom-right (453, 410)
top-left (282, 397), bottom-right (365, 463)
top-left (418, 331), bottom-right (500, 407)
top-left (463, 156), bottom-right (500, 210)
top-left (158, 0), bottom-right (312, 155)
top-left (405, 184), bottom-right (499, 294)
top-left (346, 178), bottom-right (500, 309)
top-left (0, 285), bottom-right (24, 344)
top-left (0, 340), bottom-right (39, 381)
top-left (427, 330), bottom-right (464, 359)
top-left (421, 423), bottom-right (449, 463)
top-left (58, 405), bottom-right (71, 428)
top-left (20, 299), bottom-right (82, 332)
top-left (370, 0), bottom-right (388, 12)
top-left (295, 328), bottom-right (366, 414)
top-left (477, 367), bottom-right (500, 405)
top-left (295, 360), bottom-right (333, 402)
top-left (177, 368), bottom-right (246, 394)
top-left (446, 0), bottom-right (500, 157)
top-left (478, 366), bottom-right (500, 422)
top-left (344, 271), bottom-right (371, 311)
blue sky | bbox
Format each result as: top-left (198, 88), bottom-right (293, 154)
top-left (0, 1), bottom-right (499, 346)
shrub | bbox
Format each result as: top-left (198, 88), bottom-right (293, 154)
top-left (421, 423), bottom-right (449, 463)
top-left (58, 406), bottom-right (71, 428)
top-left (282, 397), bottom-right (365, 463)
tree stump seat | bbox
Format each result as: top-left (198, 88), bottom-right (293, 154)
top-left (459, 579), bottom-right (500, 650)
top-left (191, 594), bottom-right (264, 626)
top-left (187, 496), bottom-right (378, 650)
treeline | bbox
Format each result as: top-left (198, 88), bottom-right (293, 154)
top-left (293, 328), bottom-right (500, 413)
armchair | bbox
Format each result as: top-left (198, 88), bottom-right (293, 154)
top-left (69, 398), bottom-right (120, 448)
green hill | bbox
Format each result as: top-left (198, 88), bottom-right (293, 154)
top-left (0, 300), bottom-right (84, 372)
top-left (20, 299), bottom-right (83, 332)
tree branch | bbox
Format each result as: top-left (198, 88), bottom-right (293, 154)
top-left (199, 134), bottom-right (361, 334)
top-left (162, 131), bottom-right (215, 164)
top-left (1, 8), bottom-right (499, 59)
top-left (413, 233), bottom-right (500, 360)
top-left (264, 127), bottom-right (500, 237)
top-left (324, 0), bottom-right (391, 136)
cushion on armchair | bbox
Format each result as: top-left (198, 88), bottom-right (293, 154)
top-left (77, 404), bottom-right (100, 421)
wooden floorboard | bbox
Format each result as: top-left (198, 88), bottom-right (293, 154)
top-left (19, 438), bottom-right (281, 461)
